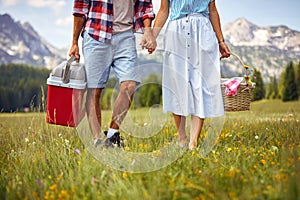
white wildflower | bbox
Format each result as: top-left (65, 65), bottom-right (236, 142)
top-left (65, 139), bottom-right (69, 145)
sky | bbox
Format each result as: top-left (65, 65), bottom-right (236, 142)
top-left (1, 0), bottom-right (300, 49)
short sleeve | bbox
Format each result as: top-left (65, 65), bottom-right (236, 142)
top-left (73, 0), bottom-right (90, 19)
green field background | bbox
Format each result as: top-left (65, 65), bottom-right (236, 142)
top-left (1, 100), bottom-right (299, 200)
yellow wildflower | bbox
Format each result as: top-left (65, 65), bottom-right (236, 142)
top-left (124, 146), bottom-right (130, 151)
top-left (50, 184), bottom-right (57, 192)
top-left (58, 190), bottom-right (69, 200)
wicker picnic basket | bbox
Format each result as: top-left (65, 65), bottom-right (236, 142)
top-left (221, 53), bottom-right (255, 112)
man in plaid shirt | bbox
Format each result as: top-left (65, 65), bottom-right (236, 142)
top-left (69, 0), bottom-right (156, 147)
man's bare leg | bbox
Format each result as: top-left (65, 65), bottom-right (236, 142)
top-left (109, 80), bottom-right (136, 131)
top-left (86, 88), bottom-right (102, 140)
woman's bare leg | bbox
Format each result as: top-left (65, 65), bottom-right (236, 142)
top-left (189, 115), bottom-right (204, 150)
top-left (173, 114), bottom-right (187, 147)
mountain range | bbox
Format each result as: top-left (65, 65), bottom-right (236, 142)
top-left (0, 14), bottom-right (300, 81)
top-left (221, 18), bottom-right (300, 79)
top-left (0, 13), bottom-right (64, 69)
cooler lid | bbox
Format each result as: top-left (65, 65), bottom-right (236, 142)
top-left (47, 76), bottom-right (86, 89)
top-left (51, 61), bottom-right (86, 81)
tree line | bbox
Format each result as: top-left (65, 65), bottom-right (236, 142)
top-left (263, 61), bottom-right (300, 102)
top-left (86, 60), bottom-right (300, 109)
top-left (0, 61), bottom-right (299, 112)
top-left (0, 64), bottom-right (50, 112)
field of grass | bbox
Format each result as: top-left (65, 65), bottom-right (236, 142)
top-left (0, 100), bottom-right (299, 200)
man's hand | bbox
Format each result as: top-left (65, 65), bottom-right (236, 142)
top-left (68, 43), bottom-right (80, 61)
top-left (69, 16), bottom-right (85, 61)
top-left (140, 27), bottom-right (157, 54)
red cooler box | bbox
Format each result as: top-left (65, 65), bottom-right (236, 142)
top-left (46, 56), bottom-right (86, 127)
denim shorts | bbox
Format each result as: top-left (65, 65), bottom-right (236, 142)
top-left (82, 31), bottom-right (139, 88)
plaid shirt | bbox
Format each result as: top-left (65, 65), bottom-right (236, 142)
top-left (73, 0), bottom-right (155, 42)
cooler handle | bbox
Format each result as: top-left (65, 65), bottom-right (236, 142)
top-left (62, 55), bottom-right (76, 84)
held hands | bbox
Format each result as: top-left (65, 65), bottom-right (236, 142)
top-left (140, 27), bottom-right (157, 54)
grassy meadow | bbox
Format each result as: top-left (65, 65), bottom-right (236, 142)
top-left (0, 100), bottom-right (299, 200)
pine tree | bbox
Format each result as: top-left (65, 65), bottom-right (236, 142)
top-left (266, 75), bottom-right (278, 99)
top-left (282, 61), bottom-right (298, 102)
top-left (295, 61), bottom-right (300, 98)
top-left (252, 69), bottom-right (265, 101)
top-left (271, 76), bottom-right (278, 99)
top-left (278, 70), bottom-right (285, 99)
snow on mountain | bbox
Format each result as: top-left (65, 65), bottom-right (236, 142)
top-left (0, 14), bottom-right (299, 81)
top-left (224, 18), bottom-right (300, 52)
top-left (221, 18), bottom-right (300, 80)
top-left (0, 13), bottom-right (64, 69)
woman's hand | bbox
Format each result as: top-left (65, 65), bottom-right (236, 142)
top-left (140, 27), bottom-right (157, 54)
top-left (219, 42), bottom-right (230, 58)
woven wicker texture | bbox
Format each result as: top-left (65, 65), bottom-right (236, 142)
top-left (221, 53), bottom-right (254, 112)
top-left (221, 84), bottom-right (252, 111)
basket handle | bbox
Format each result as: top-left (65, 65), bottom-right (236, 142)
top-left (220, 52), bottom-right (248, 78)
top-left (62, 55), bottom-right (76, 84)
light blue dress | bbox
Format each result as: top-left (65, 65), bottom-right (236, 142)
top-left (163, 0), bottom-right (224, 118)
top-left (169, 0), bottom-right (212, 20)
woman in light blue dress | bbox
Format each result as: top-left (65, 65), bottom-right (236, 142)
top-left (153, 0), bottom-right (230, 150)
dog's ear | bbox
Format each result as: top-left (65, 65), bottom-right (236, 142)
top-left (104, 131), bottom-right (107, 136)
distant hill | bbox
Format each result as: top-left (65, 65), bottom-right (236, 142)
top-left (221, 18), bottom-right (300, 79)
top-left (0, 13), bottom-right (64, 69)
top-left (1, 14), bottom-right (300, 81)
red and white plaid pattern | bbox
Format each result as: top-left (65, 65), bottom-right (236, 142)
top-left (73, 0), bottom-right (155, 43)
top-left (223, 78), bottom-right (242, 96)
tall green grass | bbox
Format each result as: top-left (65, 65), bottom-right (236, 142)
top-left (0, 100), bottom-right (299, 199)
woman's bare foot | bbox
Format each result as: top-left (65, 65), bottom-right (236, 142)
top-left (179, 134), bottom-right (187, 148)
top-left (189, 141), bottom-right (197, 150)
